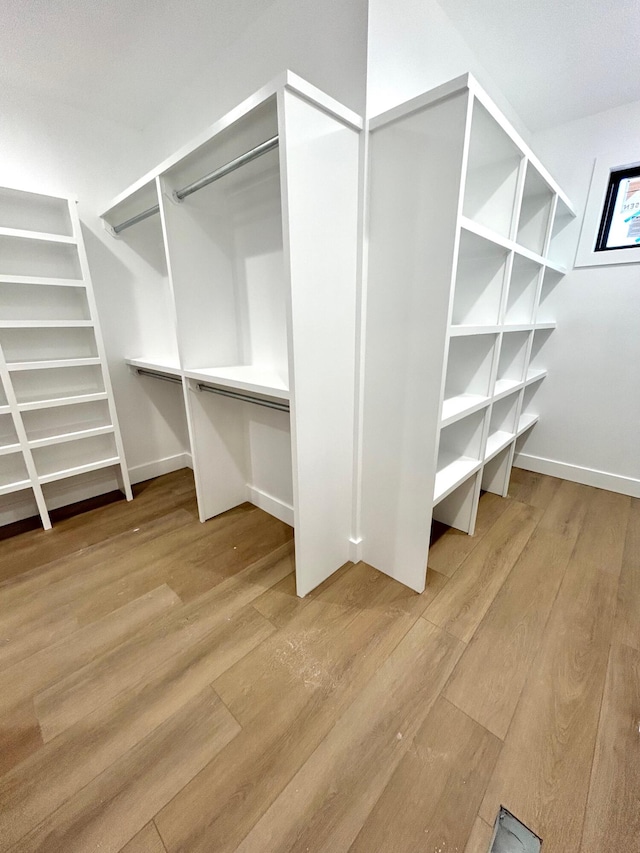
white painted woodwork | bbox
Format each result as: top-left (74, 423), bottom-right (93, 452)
top-left (0, 186), bottom-right (132, 530)
top-left (102, 74), bottom-right (361, 597)
top-left (361, 74), bottom-right (575, 592)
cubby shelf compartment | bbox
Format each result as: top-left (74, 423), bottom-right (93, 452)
top-left (517, 412), bottom-right (539, 436)
top-left (103, 72), bottom-right (361, 598)
top-left (537, 267), bottom-right (564, 324)
top-left (361, 73), bottom-right (575, 594)
top-left (435, 409), bottom-right (486, 504)
top-left (516, 162), bottom-right (555, 255)
top-left (0, 185), bottom-right (131, 530)
top-left (451, 228), bottom-right (509, 327)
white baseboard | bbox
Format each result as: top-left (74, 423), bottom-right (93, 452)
top-left (129, 452), bottom-right (193, 485)
top-left (349, 536), bottom-right (363, 563)
top-left (514, 452), bottom-right (640, 499)
top-left (246, 485), bottom-right (294, 527)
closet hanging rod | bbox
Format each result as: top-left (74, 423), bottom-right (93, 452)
top-left (111, 135), bottom-right (279, 235)
top-left (197, 383), bottom-right (289, 413)
top-left (136, 367), bottom-right (182, 385)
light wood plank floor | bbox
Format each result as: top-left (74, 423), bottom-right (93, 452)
top-left (0, 467), bottom-right (638, 853)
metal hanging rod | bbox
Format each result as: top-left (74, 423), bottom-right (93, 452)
top-left (111, 135), bottom-right (279, 235)
top-left (136, 367), bottom-right (182, 385)
top-left (197, 383), bottom-right (289, 413)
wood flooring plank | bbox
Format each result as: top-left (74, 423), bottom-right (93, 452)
top-left (508, 467), bottom-right (563, 508)
top-left (613, 498), bottom-right (640, 651)
top-left (251, 563), bottom-right (351, 629)
top-left (0, 607), bottom-right (273, 849)
top-left (579, 643), bottom-right (640, 853)
top-left (478, 488), bottom-right (631, 853)
top-left (34, 544), bottom-right (293, 741)
top-left (0, 607), bottom-right (78, 672)
top-left (10, 688), bottom-right (240, 853)
top-left (0, 702), bottom-right (43, 778)
top-left (346, 697), bottom-right (501, 853)
top-left (231, 624), bottom-right (464, 853)
top-left (444, 480), bottom-right (588, 738)
top-left (424, 500), bottom-right (543, 643)
top-left (0, 469), bottom-right (196, 584)
top-left (119, 822), bottom-right (166, 853)
top-left (155, 563), bottom-right (436, 853)
top-left (428, 490), bottom-right (513, 578)
top-left (464, 816), bottom-right (494, 853)
top-left (0, 585), bottom-right (180, 718)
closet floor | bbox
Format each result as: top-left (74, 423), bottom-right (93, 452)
top-left (0, 467), bottom-right (637, 853)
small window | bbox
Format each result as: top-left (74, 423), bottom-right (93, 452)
top-left (595, 162), bottom-right (640, 252)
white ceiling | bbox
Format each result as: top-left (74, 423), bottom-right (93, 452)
top-left (0, 0), bottom-right (278, 129)
top-left (437, 0), bottom-right (640, 132)
top-left (1, 0), bottom-right (639, 133)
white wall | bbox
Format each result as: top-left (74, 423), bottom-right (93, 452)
top-left (366, 0), bottom-right (529, 137)
top-left (138, 0), bottom-right (368, 168)
top-left (0, 82), bottom-right (192, 494)
top-left (514, 98), bottom-right (640, 496)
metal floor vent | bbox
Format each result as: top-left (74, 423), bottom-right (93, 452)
top-left (489, 807), bottom-right (542, 852)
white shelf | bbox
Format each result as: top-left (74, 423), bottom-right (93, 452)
top-left (459, 216), bottom-right (555, 271)
top-left (493, 378), bottom-right (522, 398)
top-left (485, 430), bottom-right (515, 462)
top-left (0, 443), bottom-right (22, 457)
top-left (517, 412), bottom-right (539, 436)
top-left (441, 393), bottom-right (490, 427)
top-left (38, 456), bottom-right (121, 485)
top-left (7, 357), bottom-right (101, 371)
top-left (0, 320), bottom-right (93, 329)
top-left (185, 365), bottom-right (290, 401)
top-left (0, 275), bottom-right (85, 287)
top-left (434, 454), bottom-right (482, 505)
top-left (0, 405), bottom-right (11, 416)
top-left (0, 226), bottom-right (76, 245)
top-left (0, 478), bottom-right (32, 496)
top-left (126, 357), bottom-right (183, 378)
top-left (18, 391), bottom-right (109, 412)
top-left (29, 425), bottom-right (115, 450)
top-left (525, 368), bottom-right (547, 385)
top-left (449, 324), bottom-right (501, 337)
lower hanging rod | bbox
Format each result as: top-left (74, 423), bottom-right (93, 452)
top-left (136, 368), bottom-right (182, 385)
top-left (111, 135), bottom-right (279, 235)
top-left (197, 383), bottom-right (289, 413)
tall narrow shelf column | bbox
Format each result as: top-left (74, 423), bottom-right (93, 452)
top-left (360, 74), bottom-right (575, 593)
top-left (101, 72), bottom-right (362, 597)
top-left (0, 186), bottom-right (132, 529)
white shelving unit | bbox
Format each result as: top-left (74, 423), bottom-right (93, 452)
top-left (0, 186), bottom-right (132, 529)
top-left (361, 74), bottom-right (575, 593)
top-left (101, 72), bottom-right (361, 596)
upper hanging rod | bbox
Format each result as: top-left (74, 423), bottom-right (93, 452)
top-left (135, 367), bottom-right (182, 385)
top-left (197, 383), bottom-right (289, 413)
top-left (111, 135), bottom-right (279, 235)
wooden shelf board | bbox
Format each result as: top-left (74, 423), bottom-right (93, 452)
top-left (0, 275), bottom-right (85, 287)
top-left (501, 323), bottom-right (535, 333)
top-left (0, 320), bottom-right (93, 329)
top-left (433, 454), bottom-right (482, 505)
top-left (0, 443), bottom-right (22, 457)
top-left (0, 478), bottom-right (32, 496)
top-left (0, 226), bottom-right (76, 245)
top-left (544, 258), bottom-right (568, 276)
top-left (7, 357), bottom-right (101, 371)
top-left (185, 365), bottom-right (289, 401)
top-left (29, 425), bottom-right (115, 450)
top-left (126, 358), bottom-right (183, 379)
top-left (484, 430), bottom-right (515, 462)
top-left (533, 322), bottom-right (556, 331)
top-left (0, 405), bottom-right (11, 415)
top-left (18, 391), bottom-right (109, 412)
top-left (460, 215), bottom-right (559, 270)
top-left (517, 412), bottom-right (539, 436)
top-left (441, 393), bottom-right (490, 427)
top-left (38, 456), bottom-right (121, 485)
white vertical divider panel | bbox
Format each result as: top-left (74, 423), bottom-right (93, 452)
top-left (69, 198), bottom-right (132, 501)
top-left (278, 89), bottom-right (360, 596)
top-left (360, 91), bottom-right (471, 593)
